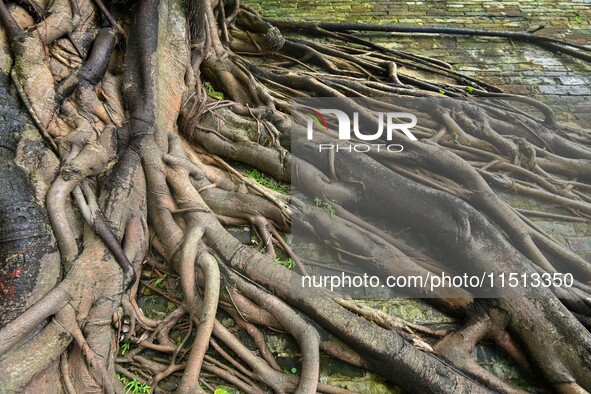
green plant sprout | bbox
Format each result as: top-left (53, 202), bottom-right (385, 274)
top-left (117, 375), bottom-right (150, 394)
top-left (246, 169), bottom-right (290, 194)
top-left (314, 197), bottom-right (336, 218)
top-left (125, 379), bottom-right (151, 394)
top-left (274, 257), bottom-right (294, 269)
top-left (154, 273), bottom-right (168, 288)
top-left (119, 342), bottom-right (131, 356)
top-left (203, 81), bottom-right (225, 100)
top-left (323, 202), bottom-right (336, 219)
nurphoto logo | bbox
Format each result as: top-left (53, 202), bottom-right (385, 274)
top-left (304, 106), bottom-right (418, 152)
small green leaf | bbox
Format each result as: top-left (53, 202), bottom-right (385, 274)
top-left (204, 82), bottom-right (225, 101)
top-left (246, 169), bottom-right (289, 194)
top-left (214, 388), bottom-right (232, 394)
top-left (466, 86), bottom-right (474, 94)
top-left (209, 91), bottom-right (225, 100)
top-left (438, 89), bottom-right (445, 95)
top-left (124, 379), bottom-right (151, 394)
top-left (283, 367), bottom-right (298, 374)
top-left (119, 342), bottom-right (131, 356)
top-left (154, 273), bottom-right (168, 288)
top-left (275, 257), bottom-right (294, 269)
top-left (323, 202), bottom-right (336, 219)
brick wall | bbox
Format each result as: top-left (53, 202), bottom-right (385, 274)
top-left (247, 0), bottom-right (591, 125)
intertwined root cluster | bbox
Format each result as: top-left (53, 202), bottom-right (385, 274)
top-left (1, 0), bottom-right (591, 392)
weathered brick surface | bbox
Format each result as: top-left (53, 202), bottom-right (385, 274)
top-left (249, 0), bottom-right (591, 37)
top-left (247, 0), bottom-right (591, 125)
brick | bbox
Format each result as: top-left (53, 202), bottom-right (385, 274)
top-left (567, 238), bottom-right (591, 253)
top-left (539, 85), bottom-right (591, 95)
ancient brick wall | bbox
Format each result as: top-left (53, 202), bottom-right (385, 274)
top-left (247, 0), bottom-right (591, 124)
